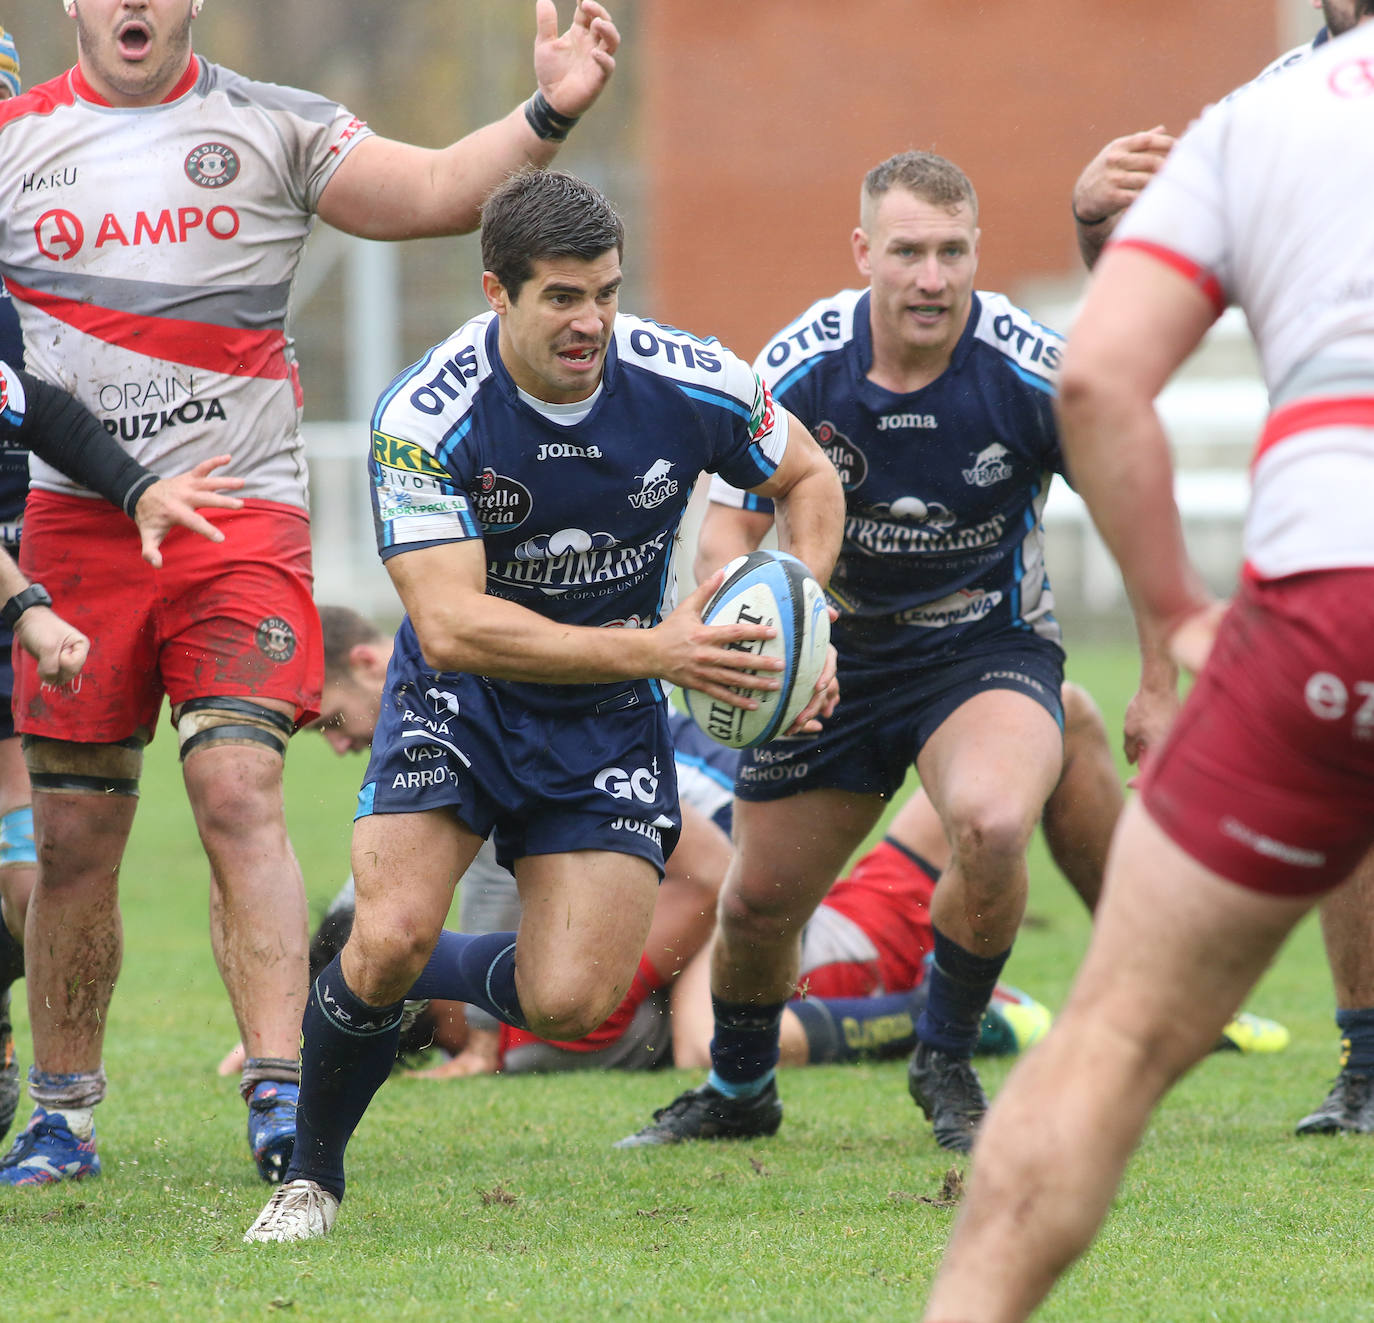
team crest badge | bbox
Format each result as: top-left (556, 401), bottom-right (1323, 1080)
top-left (185, 142), bottom-right (241, 189)
top-left (255, 616), bottom-right (297, 662)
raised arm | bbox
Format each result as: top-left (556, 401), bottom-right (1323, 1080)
top-left (1071, 127), bottom-right (1175, 270)
top-left (316, 1), bottom-right (620, 239)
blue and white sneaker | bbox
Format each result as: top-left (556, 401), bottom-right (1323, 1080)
top-left (247, 1081), bottom-right (298, 1183)
top-left (0, 1106), bottom-right (100, 1186)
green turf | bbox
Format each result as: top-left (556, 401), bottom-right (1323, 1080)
top-left (0, 641), bottom-right (1363, 1322)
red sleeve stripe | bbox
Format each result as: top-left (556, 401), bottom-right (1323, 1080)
top-left (1255, 395), bottom-right (1374, 468)
top-left (1110, 238), bottom-right (1227, 317)
top-left (8, 278), bottom-right (290, 381)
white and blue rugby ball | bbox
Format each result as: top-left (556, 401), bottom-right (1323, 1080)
top-left (685, 550), bottom-right (830, 749)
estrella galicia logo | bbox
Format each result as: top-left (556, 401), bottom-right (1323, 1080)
top-left (471, 468), bottom-right (532, 532)
top-left (814, 421), bottom-right (867, 492)
top-left (184, 142), bottom-right (241, 189)
top-left (628, 458), bottom-right (678, 510)
top-left (35, 209), bottom-right (84, 261)
top-left (255, 616), bottom-right (297, 663)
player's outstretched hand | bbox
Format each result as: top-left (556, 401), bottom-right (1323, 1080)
top-left (533, 0), bottom-right (619, 118)
top-left (134, 454), bottom-right (246, 568)
top-left (651, 569), bottom-right (782, 709)
top-left (18, 606), bottom-right (89, 686)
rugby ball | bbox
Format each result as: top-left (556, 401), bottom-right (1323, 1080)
top-left (684, 550), bottom-right (830, 749)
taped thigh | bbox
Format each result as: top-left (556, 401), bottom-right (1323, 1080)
top-left (175, 696), bottom-right (294, 762)
top-left (22, 734), bottom-right (146, 797)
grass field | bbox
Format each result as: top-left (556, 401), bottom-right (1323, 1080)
top-left (2, 641), bottom-right (1370, 1322)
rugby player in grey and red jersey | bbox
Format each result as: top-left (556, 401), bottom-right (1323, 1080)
top-left (0, 0), bottom-right (625, 1188)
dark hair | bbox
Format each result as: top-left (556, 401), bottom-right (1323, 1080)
top-left (861, 150), bottom-right (978, 226)
top-left (480, 169), bottom-right (625, 301)
top-left (319, 604), bottom-right (382, 684)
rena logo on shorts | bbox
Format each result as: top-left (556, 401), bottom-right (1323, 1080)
top-left (595, 763), bottom-right (661, 804)
top-left (184, 142), bottom-right (241, 189)
top-left (628, 459), bottom-right (678, 510)
top-left (255, 617), bottom-right (297, 663)
top-left (425, 687), bottom-right (460, 717)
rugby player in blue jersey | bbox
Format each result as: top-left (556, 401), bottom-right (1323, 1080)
top-left (619, 150), bottom-right (1085, 1155)
top-left (243, 169), bottom-right (844, 1243)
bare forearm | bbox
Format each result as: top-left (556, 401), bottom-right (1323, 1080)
top-left (1074, 212), bottom-right (1121, 271)
top-left (773, 468), bottom-right (844, 588)
top-left (408, 592), bottom-right (655, 683)
top-left (317, 106), bottom-right (559, 240)
top-left (0, 552), bottom-right (27, 602)
top-left (1060, 387), bottom-right (1210, 649)
top-left (411, 106), bottom-right (560, 234)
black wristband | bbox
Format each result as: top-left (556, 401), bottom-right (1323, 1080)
top-left (2, 583), bottom-right (51, 629)
top-left (1071, 203), bottom-right (1111, 227)
top-left (524, 88), bottom-right (579, 142)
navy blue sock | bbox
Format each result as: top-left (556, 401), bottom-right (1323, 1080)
top-left (283, 956), bottom-right (403, 1202)
top-left (916, 927), bottom-right (1010, 1058)
top-left (407, 929), bottom-right (527, 1030)
top-left (1337, 1008), bottom-right (1374, 1073)
top-left (707, 996), bottom-right (786, 1095)
top-left (789, 991), bottom-right (920, 1063)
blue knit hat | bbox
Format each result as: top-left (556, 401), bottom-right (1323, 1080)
top-left (0, 27), bottom-right (20, 101)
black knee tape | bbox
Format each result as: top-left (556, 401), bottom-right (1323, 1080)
top-left (22, 734), bottom-right (144, 797)
top-left (176, 696), bottom-right (294, 762)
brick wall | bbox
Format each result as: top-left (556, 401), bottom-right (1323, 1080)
top-left (641, 1), bottom-right (1280, 357)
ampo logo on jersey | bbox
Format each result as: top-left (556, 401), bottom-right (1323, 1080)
top-left (185, 142), bottom-right (241, 189)
top-left (35, 210), bottom-right (83, 262)
top-left (35, 205), bottom-right (240, 260)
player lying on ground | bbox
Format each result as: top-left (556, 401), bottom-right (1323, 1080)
top-left (223, 625), bottom-right (1283, 1085)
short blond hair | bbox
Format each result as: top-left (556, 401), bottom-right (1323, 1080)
top-left (860, 151), bottom-right (978, 231)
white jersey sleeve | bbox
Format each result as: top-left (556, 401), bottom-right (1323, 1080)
top-left (1111, 103), bottom-right (1233, 311)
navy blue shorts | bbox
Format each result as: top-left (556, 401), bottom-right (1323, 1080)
top-left (735, 633), bottom-right (1065, 802)
top-left (355, 670), bottom-right (681, 877)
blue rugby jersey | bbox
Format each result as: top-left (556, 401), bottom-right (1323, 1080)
top-left (369, 311), bottom-right (787, 709)
top-left (712, 288), bottom-right (1066, 667)
top-left (0, 296), bottom-right (26, 548)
